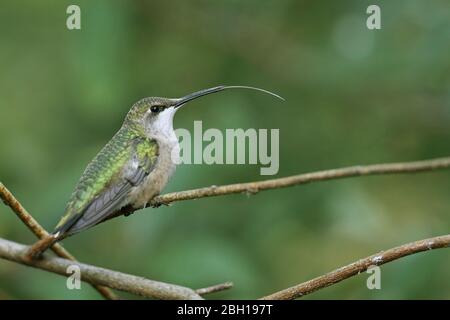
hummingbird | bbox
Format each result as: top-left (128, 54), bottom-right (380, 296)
top-left (27, 86), bottom-right (283, 258)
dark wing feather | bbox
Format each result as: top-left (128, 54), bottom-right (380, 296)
top-left (55, 136), bottom-right (158, 237)
top-left (64, 172), bottom-right (142, 235)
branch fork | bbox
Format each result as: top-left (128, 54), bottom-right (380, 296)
top-left (1, 156), bottom-right (450, 299)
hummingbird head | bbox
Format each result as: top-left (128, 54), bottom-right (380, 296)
top-left (126, 86), bottom-right (284, 140)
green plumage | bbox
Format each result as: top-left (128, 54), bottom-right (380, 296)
top-left (48, 86), bottom-right (281, 241)
top-left (55, 125), bottom-right (158, 234)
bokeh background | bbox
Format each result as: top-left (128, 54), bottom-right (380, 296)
top-left (0, 0), bottom-right (449, 299)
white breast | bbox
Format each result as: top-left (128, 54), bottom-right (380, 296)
top-left (129, 138), bottom-right (179, 208)
top-left (129, 106), bottom-right (180, 208)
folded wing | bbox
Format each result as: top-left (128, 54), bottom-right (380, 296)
top-left (54, 132), bottom-right (158, 237)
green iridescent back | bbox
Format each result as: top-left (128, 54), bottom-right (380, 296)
top-left (55, 125), bottom-right (157, 231)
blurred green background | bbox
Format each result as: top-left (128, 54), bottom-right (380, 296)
top-left (0, 0), bottom-right (449, 299)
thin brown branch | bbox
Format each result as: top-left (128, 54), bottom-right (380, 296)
top-left (120, 156), bottom-right (450, 215)
top-left (0, 182), bottom-right (118, 300)
top-left (0, 237), bottom-right (203, 300)
top-left (2, 156), bottom-right (450, 299)
top-left (195, 281), bottom-right (234, 295)
top-left (32, 156), bottom-right (450, 262)
top-left (260, 234), bottom-right (450, 300)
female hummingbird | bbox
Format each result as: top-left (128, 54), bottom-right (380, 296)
top-left (28, 86), bottom-right (282, 257)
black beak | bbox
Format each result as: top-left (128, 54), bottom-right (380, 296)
top-left (173, 85), bottom-right (284, 108)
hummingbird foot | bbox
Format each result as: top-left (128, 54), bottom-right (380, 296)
top-left (149, 199), bottom-right (170, 208)
top-left (145, 193), bottom-right (170, 208)
top-left (150, 202), bottom-right (162, 208)
top-left (25, 233), bottom-right (60, 261)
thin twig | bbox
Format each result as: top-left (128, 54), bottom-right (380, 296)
top-left (0, 182), bottom-right (118, 300)
top-left (121, 156), bottom-right (450, 215)
top-left (25, 156), bottom-right (450, 263)
top-left (0, 237), bottom-right (203, 300)
top-left (260, 234), bottom-right (450, 300)
top-left (196, 281), bottom-right (234, 295)
top-left (2, 156), bottom-right (450, 299)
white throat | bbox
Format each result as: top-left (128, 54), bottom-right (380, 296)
top-left (130, 106), bottom-right (180, 208)
top-left (145, 106), bottom-right (180, 165)
top-left (145, 106), bottom-right (178, 143)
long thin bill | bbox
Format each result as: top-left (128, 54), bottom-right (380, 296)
top-left (173, 85), bottom-right (284, 108)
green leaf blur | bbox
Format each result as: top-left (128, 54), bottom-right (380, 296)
top-left (0, 0), bottom-right (449, 299)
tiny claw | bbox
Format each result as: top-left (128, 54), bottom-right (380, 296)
top-left (150, 201), bottom-right (170, 208)
top-left (123, 211), bottom-right (133, 217)
top-left (245, 187), bottom-right (259, 196)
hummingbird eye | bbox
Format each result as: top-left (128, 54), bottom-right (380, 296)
top-left (150, 105), bottom-right (162, 113)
